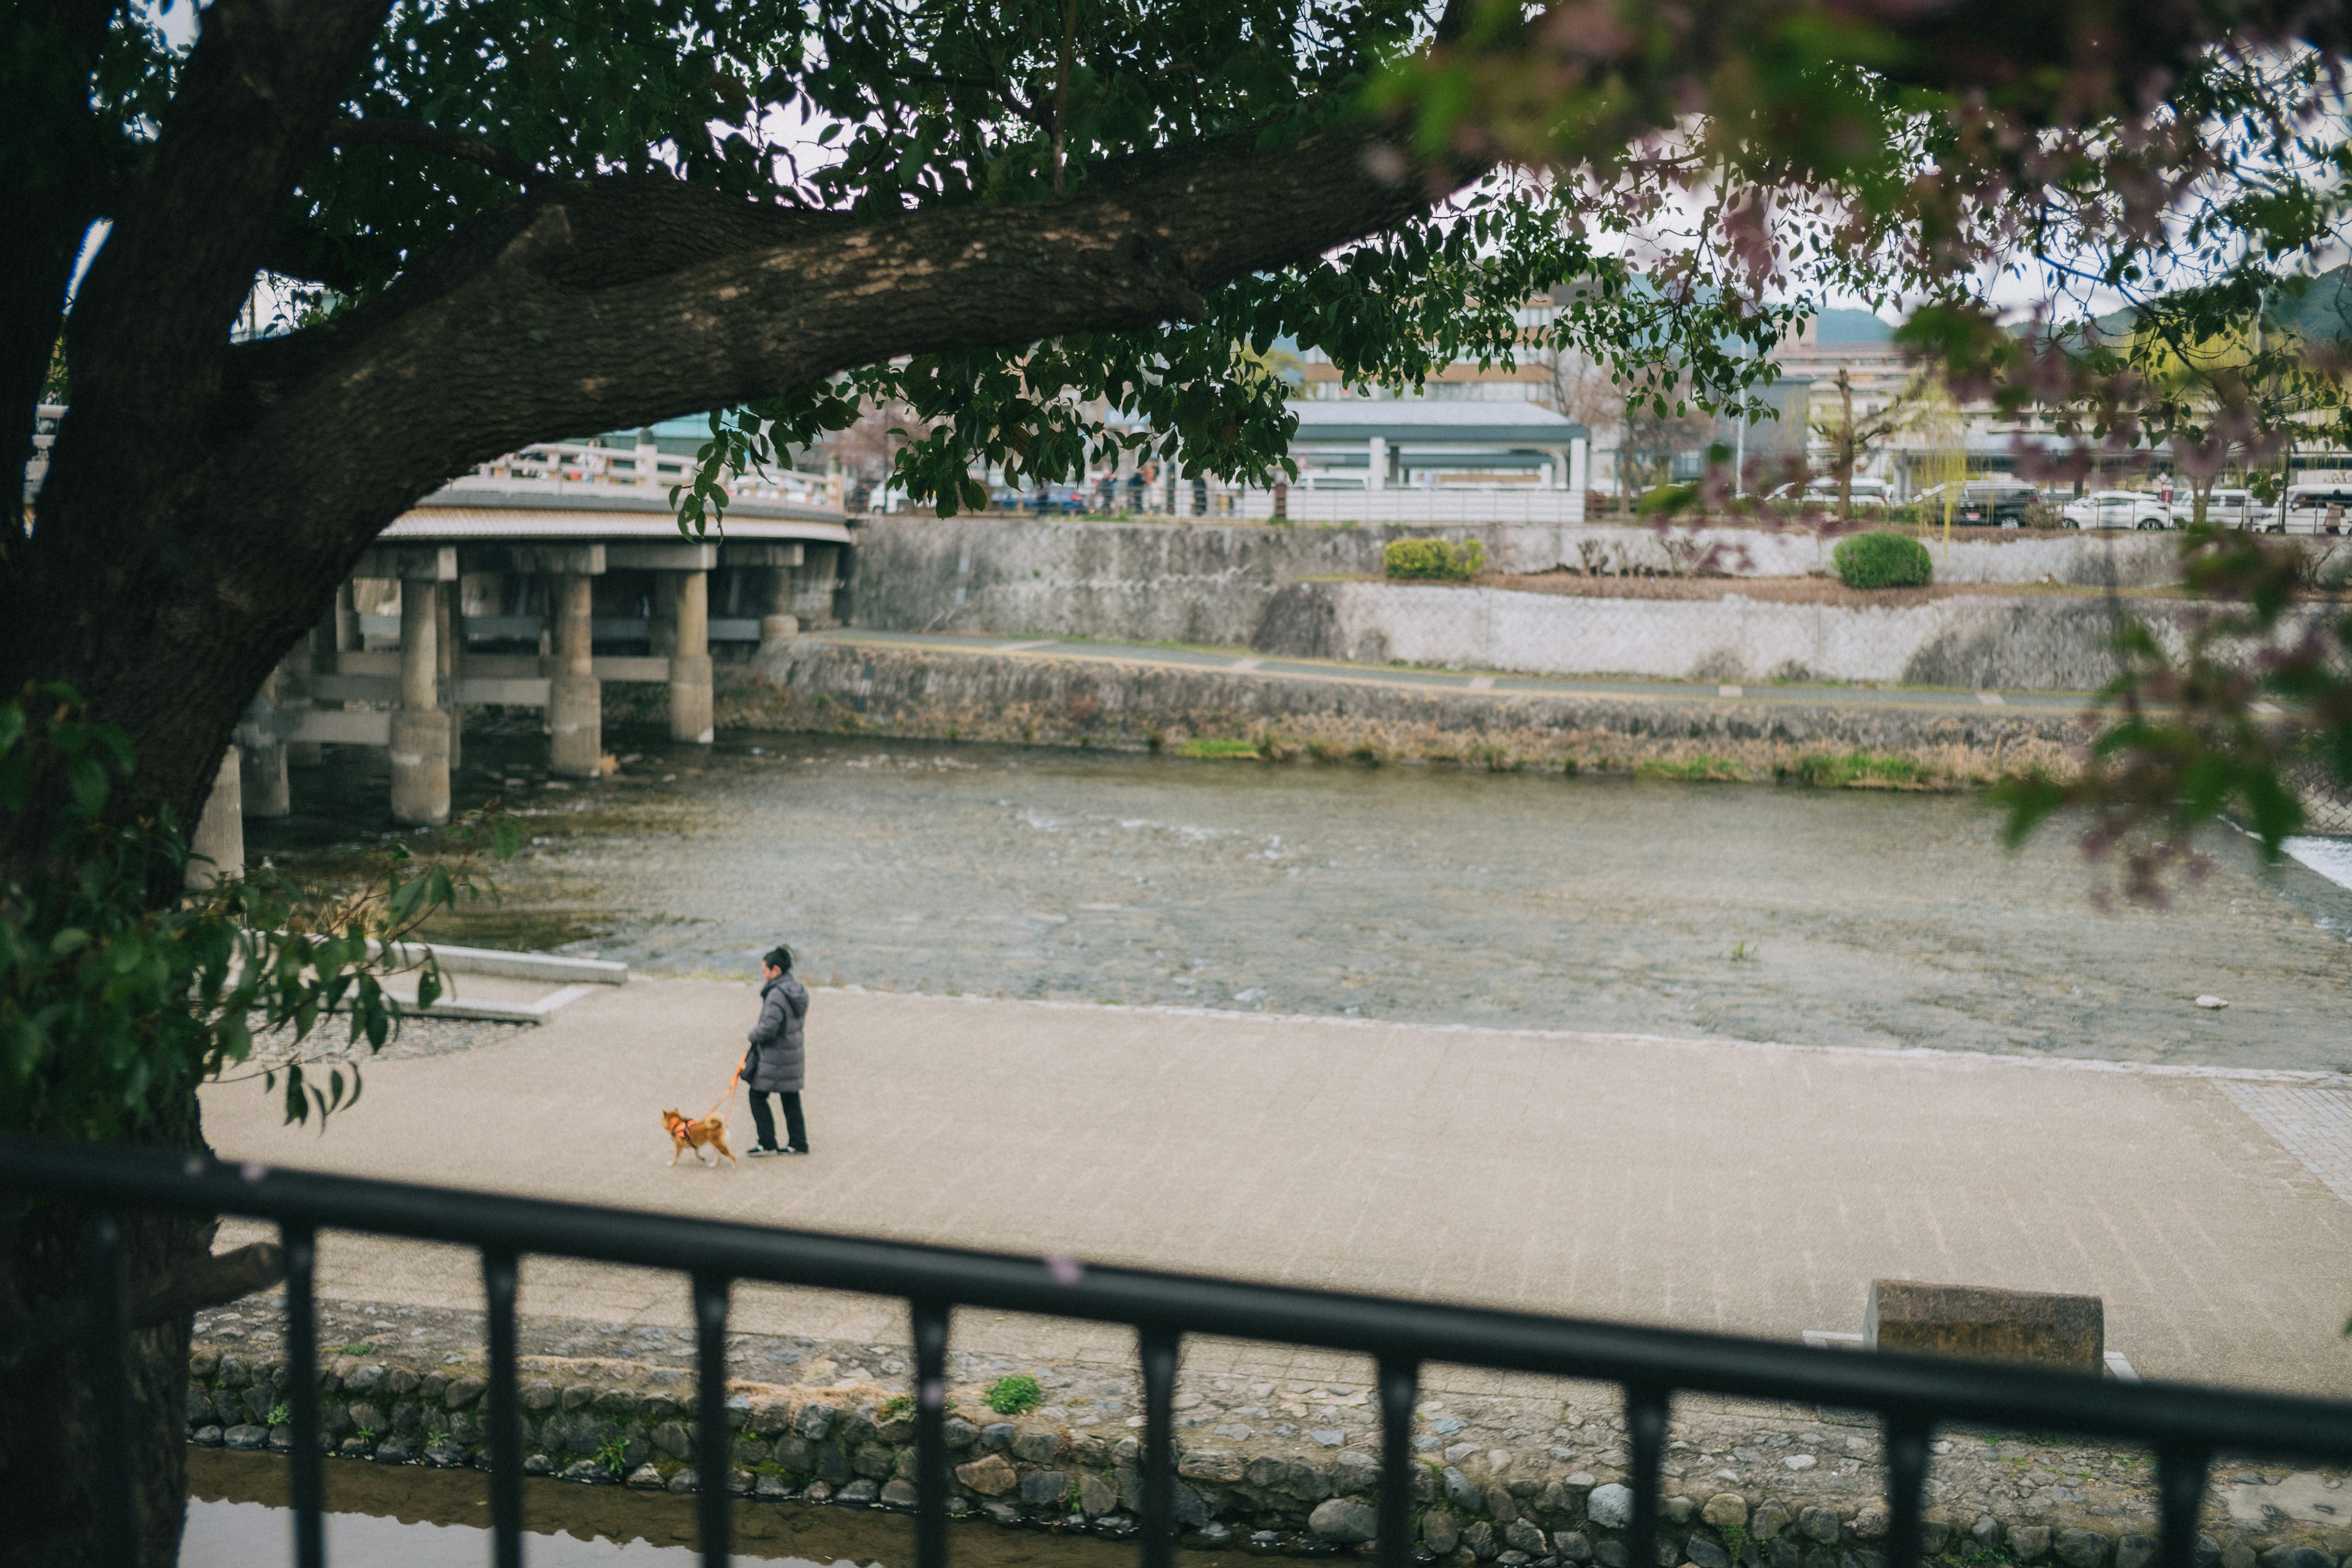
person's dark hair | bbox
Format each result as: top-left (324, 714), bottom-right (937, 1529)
top-left (763, 945), bottom-right (793, 974)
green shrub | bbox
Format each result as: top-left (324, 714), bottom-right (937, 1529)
top-left (1383, 538), bottom-right (1486, 581)
top-left (1175, 737), bottom-right (1262, 760)
top-left (1832, 531), bottom-right (1932, 589)
top-left (1778, 750), bottom-right (1928, 789)
top-left (1637, 755), bottom-right (1749, 782)
top-left (984, 1374), bottom-right (1042, 1415)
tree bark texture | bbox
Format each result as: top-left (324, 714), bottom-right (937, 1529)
top-left (1, 6), bottom-right (1471, 1557)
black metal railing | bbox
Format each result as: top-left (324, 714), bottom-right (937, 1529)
top-left (12, 1139), bottom-right (2352, 1568)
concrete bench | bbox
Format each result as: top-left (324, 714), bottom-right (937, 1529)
top-left (1865, 1279), bottom-right (2105, 1374)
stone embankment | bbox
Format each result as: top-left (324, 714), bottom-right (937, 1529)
top-left (644, 642), bottom-right (2088, 785)
top-left (1251, 581), bottom-right (2201, 691)
top-left (850, 518), bottom-right (2194, 647)
top-left (182, 1319), bottom-right (2349, 1568)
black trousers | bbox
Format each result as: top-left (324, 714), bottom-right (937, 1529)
top-left (747, 1091), bottom-right (807, 1152)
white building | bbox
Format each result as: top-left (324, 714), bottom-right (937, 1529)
top-left (1236, 400), bottom-right (1589, 522)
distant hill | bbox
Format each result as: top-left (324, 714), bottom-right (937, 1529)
top-left (1811, 308), bottom-right (1896, 344)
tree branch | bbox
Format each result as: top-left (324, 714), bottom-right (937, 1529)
top-left (328, 116), bottom-right (546, 186)
top-left (131, 1241), bottom-right (287, 1327)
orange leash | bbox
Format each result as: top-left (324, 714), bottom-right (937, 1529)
top-left (702, 1065), bottom-right (742, 1124)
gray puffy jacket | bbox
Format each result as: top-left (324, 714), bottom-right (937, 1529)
top-left (744, 973), bottom-right (809, 1093)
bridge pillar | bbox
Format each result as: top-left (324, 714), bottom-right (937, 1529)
top-left (239, 667), bottom-right (290, 819)
top-left (668, 568), bottom-right (714, 744)
top-left (282, 629), bottom-right (322, 765)
top-left (187, 747), bottom-right (243, 889)
top-left (761, 566), bottom-right (799, 649)
top-left (377, 546), bottom-right (457, 826)
top-left (549, 573), bottom-right (602, 777)
top-left (435, 579), bottom-right (464, 774)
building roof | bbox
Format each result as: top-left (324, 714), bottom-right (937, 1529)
top-left (1288, 399), bottom-right (1587, 445)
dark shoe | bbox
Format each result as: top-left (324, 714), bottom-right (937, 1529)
top-left (779, 1146), bottom-right (809, 1156)
top-left (747, 1145), bottom-right (782, 1158)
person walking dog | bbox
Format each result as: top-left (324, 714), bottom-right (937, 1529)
top-left (742, 944), bottom-right (810, 1156)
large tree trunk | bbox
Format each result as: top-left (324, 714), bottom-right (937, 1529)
top-left (1, 9), bottom-right (1482, 1558)
top-left (3, 1098), bottom-right (207, 1566)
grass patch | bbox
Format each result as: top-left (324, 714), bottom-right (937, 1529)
top-left (984, 1374), bottom-right (1043, 1415)
top-left (1777, 750), bottom-right (1931, 789)
top-left (1175, 737), bottom-right (1262, 760)
top-left (1636, 755), bottom-right (1749, 783)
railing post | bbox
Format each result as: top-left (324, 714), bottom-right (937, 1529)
top-left (1140, 1327), bottom-right (1182, 1568)
top-left (1376, 1357), bottom-right (1420, 1568)
top-left (1624, 1386), bottom-right (1670, 1568)
top-left (1881, 1415), bottom-right (1932, 1568)
top-left (912, 1299), bottom-right (951, 1568)
top-left (2155, 1444), bottom-right (2213, 1568)
top-left (282, 1223), bottom-right (325, 1568)
top-left (483, 1250), bottom-right (524, 1568)
top-left (85, 1211), bottom-right (135, 1568)
top-left (694, 1273), bottom-right (734, 1568)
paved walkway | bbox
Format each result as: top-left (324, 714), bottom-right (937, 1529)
top-left (202, 981), bottom-right (2352, 1400)
top-left (810, 628), bottom-right (2091, 714)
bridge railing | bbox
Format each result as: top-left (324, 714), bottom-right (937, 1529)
top-left (9, 1139), bottom-right (2352, 1568)
top-left (470, 440), bottom-right (839, 510)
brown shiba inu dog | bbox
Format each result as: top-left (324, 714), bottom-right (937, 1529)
top-left (662, 1108), bottom-right (736, 1167)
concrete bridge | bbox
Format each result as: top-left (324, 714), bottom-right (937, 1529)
top-left (189, 437), bottom-right (853, 878)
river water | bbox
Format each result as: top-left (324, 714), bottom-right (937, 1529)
top-left (253, 726), bottom-right (2352, 1072)
top-left (183, 1449), bottom-right (1125, 1568)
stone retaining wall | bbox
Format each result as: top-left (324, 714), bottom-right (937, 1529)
top-left (603, 643), bottom-right (2094, 784)
top-left (181, 1342), bottom-right (2350, 1568)
top-left (1251, 583), bottom-right (2190, 691)
top-left (848, 519), bottom-right (2193, 647)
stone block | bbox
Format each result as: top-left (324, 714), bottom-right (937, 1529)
top-left (1666, 1498), bottom-right (1698, 1527)
top-left (1705, 1496), bottom-right (1751, 1531)
top-left (1688, 1533), bottom-right (1733, 1568)
top-left (1506, 1521), bottom-right (1551, 1557)
top-left (1556, 1531), bottom-right (1594, 1563)
top-left (2117, 1539), bottom-right (2157, 1568)
top-left (1312, 1499), bottom-right (1382, 1545)
top-left (1011, 1427), bottom-right (1064, 1464)
top-left (1800, 1509), bottom-right (1841, 1546)
top-left (2011, 1530), bottom-right (2052, 1564)
top-left (2055, 1529), bottom-right (2112, 1568)
top-left (1866, 1280), bottom-right (2103, 1373)
top-left (956, 1453), bottom-right (1019, 1496)
top-left (1019, 1469), bottom-right (1071, 1507)
top-left (1753, 1504), bottom-right (1791, 1540)
top-left (1588, 1485), bottom-right (1635, 1530)
top-left (1425, 1510), bottom-right (1463, 1555)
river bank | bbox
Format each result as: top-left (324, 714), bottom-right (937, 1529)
top-left (612, 639), bottom-right (2091, 785)
top-left (179, 1308), bottom-right (2351, 1568)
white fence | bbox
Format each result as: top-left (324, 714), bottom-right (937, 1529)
top-left (473, 440), bottom-right (840, 511)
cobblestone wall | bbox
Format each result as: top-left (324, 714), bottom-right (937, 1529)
top-left (182, 1341), bottom-right (2351, 1567)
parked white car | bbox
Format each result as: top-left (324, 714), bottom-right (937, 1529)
top-left (2061, 491), bottom-right (2173, 530)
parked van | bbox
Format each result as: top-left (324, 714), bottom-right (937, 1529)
top-left (2278, 484), bottom-right (2352, 534)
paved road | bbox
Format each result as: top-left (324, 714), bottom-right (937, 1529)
top-left (203, 981), bottom-right (2352, 1399)
top-left (810, 628), bottom-right (2092, 714)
